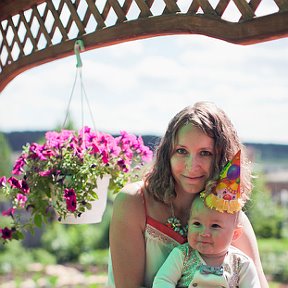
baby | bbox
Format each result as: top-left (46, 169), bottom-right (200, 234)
top-left (153, 151), bottom-right (261, 288)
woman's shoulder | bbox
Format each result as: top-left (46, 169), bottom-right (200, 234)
top-left (120, 181), bottom-right (144, 195)
top-left (112, 181), bottom-right (146, 225)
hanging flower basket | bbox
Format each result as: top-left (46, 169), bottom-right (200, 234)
top-left (58, 174), bottom-right (111, 224)
top-left (0, 126), bottom-right (153, 242)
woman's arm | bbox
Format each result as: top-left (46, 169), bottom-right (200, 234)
top-left (109, 183), bottom-right (146, 288)
top-left (232, 211), bottom-right (268, 288)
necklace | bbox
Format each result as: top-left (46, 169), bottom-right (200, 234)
top-left (165, 202), bottom-right (188, 238)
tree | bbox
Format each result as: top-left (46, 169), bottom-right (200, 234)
top-left (0, 133), bottom-right (12, 177)
top-left (245, 169), bottom-right (285, 238)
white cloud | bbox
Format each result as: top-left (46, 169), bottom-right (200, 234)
top-left (0, 35), bottom-right (287, 144)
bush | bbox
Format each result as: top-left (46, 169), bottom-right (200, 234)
top-left (31, 248), bottom-right (57, 265)
top-left (258, 238), bottom-right (288, 283)
top-left (79, 249), bottom-right (109, 267)
top-left (0, 241), bottom-right (34, 273)
top-left (41, 201), bottom-right (112, 263)
top-left (246, 170), bottom-right (285, 239)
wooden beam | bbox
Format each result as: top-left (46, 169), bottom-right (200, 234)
top-left (0, 0), bottom-right (47, 21)
top-left (1, 11), bottom-right (288, 92)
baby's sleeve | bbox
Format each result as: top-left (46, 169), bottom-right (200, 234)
top-left (152, 246), bottom-right (185, 288)
top-left (238, 258), bottom-right (261, 287)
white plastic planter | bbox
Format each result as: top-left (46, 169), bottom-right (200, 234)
top-left (60, 175), bottom-right (111, 224)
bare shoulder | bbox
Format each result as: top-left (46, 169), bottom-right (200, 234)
top-left (112, 181), bottom-right (146, 228)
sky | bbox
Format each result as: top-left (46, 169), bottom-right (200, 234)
top-left (0, 33), bottom-right (288, 144)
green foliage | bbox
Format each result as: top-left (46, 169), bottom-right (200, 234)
top-left (79, 249), bottom-right (109, 267)
top-left (0, 133), bottom-right (12, 178)
top-left (31, 248), bottom-right (57, 265)
top-left (0, 240), bottom-right (34, 273)
top-left (258, 238), bottom-right (288, 283)
top-left (41, 202), bottom-right (112, 263)
top-left (0, 241), bottom-right (57, 275)
top-left (246, 170), bottom-right (285, 238)
top-left (0, 128), bottom-right (152, 243)
top-left (0, 133), bottom-right (12, 204)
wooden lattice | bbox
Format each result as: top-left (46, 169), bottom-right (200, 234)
top-left (0, 0), bottom-right (288, 92)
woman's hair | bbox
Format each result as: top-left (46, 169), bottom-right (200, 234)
top-left (144, 101), bottom-right (252, 204)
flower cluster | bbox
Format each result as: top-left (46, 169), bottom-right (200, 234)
top-left (0, 126), bottom-right (153, 242)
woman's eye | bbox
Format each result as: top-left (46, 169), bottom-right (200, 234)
top-left (200, 150), bottom-right (213, 157)
top-left (176, 148), bottom-right (187, 155)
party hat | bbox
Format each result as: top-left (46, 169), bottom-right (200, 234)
top-left (201, 150), bottom-right (242, 214)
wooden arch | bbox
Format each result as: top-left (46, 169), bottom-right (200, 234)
top-left (0, 0), bottom-right (288, 92)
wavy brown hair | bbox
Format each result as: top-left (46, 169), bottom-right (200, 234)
top-left (144, 101), bottom-right (252, 204)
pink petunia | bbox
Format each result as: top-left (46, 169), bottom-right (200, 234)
top-left (39, 170), bottom-right (53, 177)
top-left (140, 146), bottom-right (153, 162)
top-left (20, 180), bottom-right (30, 194)
top-left (2, 208), bottom-right (15, 217)
top-left (63, 188), bottom-right (77, 212)
top-left (89, 143), bottom-right (100, 155)
top-left (7, 177), bottom-right (30, 194)
top-left (41, 149), bottom-right (56, 158)
top-left (8, 177), bottom-right (22, 189)
top-left (12, 155), bottom-right (27, 175)
top-left (101, 150), bottom-right (109, 164)
top-left (0, 176), bottom-right (6, 188)
top-left (16, 193), bottom-right (28, 208)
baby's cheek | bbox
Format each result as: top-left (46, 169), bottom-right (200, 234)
top-left (187, 232), bottom-right (197, 248)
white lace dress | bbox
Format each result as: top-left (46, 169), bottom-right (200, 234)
top-left (106, 193), bottom-right (186, 288)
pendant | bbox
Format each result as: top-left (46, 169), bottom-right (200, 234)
top-left (166, 216), bottom-right (188, 237)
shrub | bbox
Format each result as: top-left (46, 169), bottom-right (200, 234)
top-left (41, 202), bottom-right (112, 263)
top-left (258, 238), bottom-right (288, 283)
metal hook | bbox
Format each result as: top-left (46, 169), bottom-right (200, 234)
top-left (74, 40), bottom-right (85, 68)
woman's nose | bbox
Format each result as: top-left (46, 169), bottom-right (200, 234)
top-left (185, 155), bottom-right (197, 170)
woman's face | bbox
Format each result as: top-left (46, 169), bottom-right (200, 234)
top-left (170, 123), bottom-right (214, 195)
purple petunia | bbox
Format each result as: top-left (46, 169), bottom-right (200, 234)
top-left (0, 227), bottom-right (13, 240)
top-left (63, 188), bottom-right (77, 212)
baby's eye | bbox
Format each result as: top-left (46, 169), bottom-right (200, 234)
top-left (192, 221), bottom-right (201, 227)
top-left (211, 224), bottom-right (221, 228)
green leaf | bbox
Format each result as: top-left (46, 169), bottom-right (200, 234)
top-left (85, 202), bottom-right (92, 210)
top-left (13, 230), bottom-right (24, 240)
top-left (34, 214), bottom-right (43, 228)
top-left (90, 190), bottom-right (99, 199)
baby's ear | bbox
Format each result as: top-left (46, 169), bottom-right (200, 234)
top-left (232, 225), bottom-right (243, 241)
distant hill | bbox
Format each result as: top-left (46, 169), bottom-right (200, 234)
top-left (3, 131), bottom-right (161, 152)
top-left (2, 131), bottom-right (288, 168)
top-left (4, 131), bottom-right (46, 151)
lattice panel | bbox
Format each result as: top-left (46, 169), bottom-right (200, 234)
top-left (0, 0), bottom-right (288, 92)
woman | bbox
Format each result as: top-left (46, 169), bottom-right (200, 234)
top-left (108, 101), bottom-right (268, 288)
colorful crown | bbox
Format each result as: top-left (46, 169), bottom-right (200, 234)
top-left (201, 150), bottom-right (242, 214)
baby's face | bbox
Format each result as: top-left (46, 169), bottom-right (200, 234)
top-left (188, 197), bottom-right (238, 258)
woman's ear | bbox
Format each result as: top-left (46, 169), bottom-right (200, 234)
top-left (232, 225), bottom-right (243, 241)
